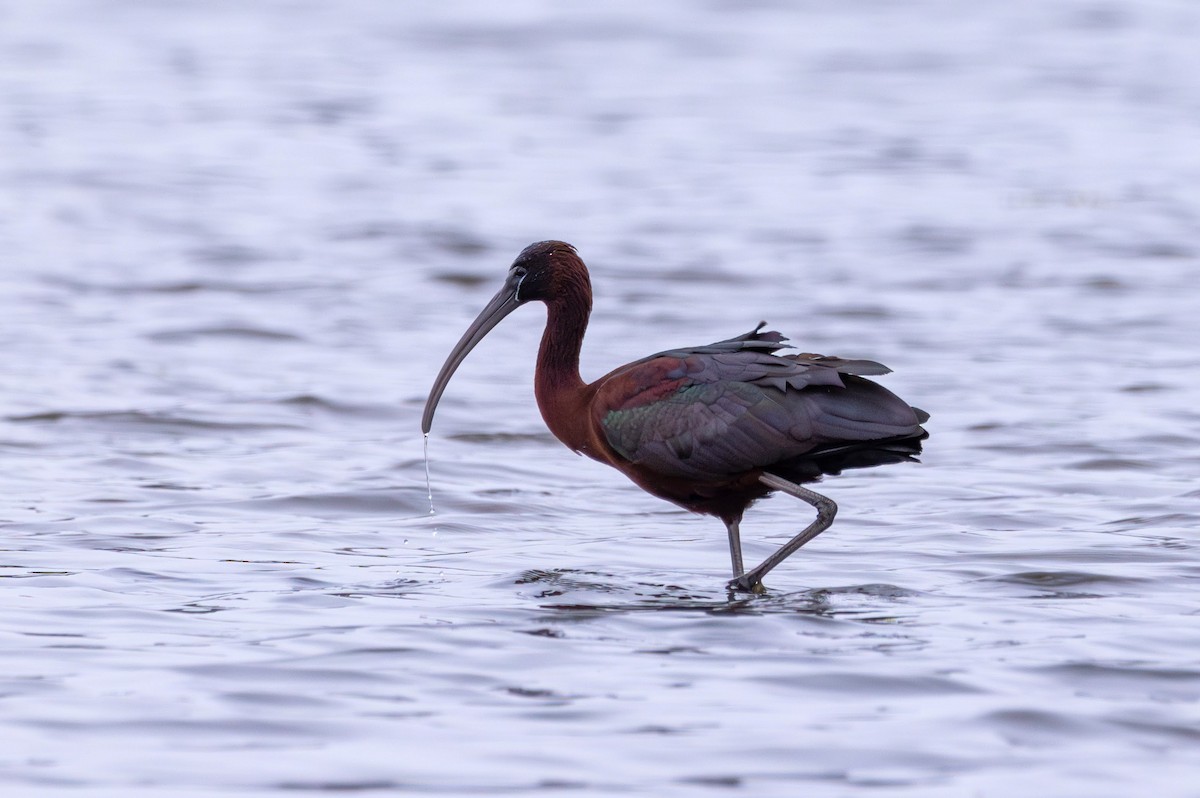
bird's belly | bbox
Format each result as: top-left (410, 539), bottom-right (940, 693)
top-left (620, 462), bottom-right (771, 521)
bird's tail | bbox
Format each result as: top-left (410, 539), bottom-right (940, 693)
top-left (771, 429), bottom-right (927, 484)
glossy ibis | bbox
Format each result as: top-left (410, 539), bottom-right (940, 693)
top-left (422, 241), bottom-right (928, 592)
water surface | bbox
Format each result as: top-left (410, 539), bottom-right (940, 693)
top-left (3, 1), bottom-right (1200, 795)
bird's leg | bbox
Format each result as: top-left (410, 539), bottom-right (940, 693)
top-left (724, 517), bottom-right (745, 579)
top-left (727, 472), bottom-right (837, 593)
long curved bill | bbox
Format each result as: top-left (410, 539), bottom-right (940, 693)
top-left (421, 279), bottom-right (522, 434)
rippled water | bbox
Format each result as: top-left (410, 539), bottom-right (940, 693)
top-left (4, 1), bottom-right (1200, 795)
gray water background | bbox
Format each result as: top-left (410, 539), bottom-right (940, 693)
top-left (3, 1), bottom-right (1200, 795)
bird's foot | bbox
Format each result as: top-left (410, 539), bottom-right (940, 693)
top-left (726, 573), bottom-right (767, 594)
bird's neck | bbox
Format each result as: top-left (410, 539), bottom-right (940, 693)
top-left (534, 290), bottom-right (591, 451)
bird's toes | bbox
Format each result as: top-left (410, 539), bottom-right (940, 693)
top-left (726, 574), bottom-right (767, 594)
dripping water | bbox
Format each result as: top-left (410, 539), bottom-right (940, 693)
top-left (423, 433), bottom-right (435, 515)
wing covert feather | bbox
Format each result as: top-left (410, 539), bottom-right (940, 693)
top-left (595, 325), bottom-right (922, 480)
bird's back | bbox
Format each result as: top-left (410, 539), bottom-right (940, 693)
top-left (593, 324), bottom-right (926, 483)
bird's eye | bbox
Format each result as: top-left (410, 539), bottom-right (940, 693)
top-left (513, 266), bottom-right (528, 278)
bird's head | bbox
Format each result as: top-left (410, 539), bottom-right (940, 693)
top-left (506, 240), bottom-right (585, 304)
top-left (422, 240), bottom-right (588, 434)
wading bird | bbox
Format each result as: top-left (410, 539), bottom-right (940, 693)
top-left (422, 241), bottom-right (928, 592)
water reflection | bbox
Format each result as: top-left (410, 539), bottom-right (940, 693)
top-left (522, 568), bottom-right (922, 621)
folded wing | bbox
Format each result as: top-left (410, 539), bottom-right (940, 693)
top-left (595, 324), bottom-right (926, 481)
